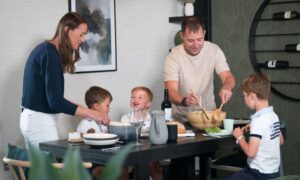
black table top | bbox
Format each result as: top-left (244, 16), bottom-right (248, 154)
top-left (39, 133), bottom-right (235, 180)
top-left (40, 133), bottom-right (235, 164)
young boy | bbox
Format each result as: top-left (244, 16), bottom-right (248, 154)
top-left (121, 86), bottom-right (163, 180)
top-left (121, 86), bottom-right (153, 134)
top-left (76, 86), bottom-right (129, 180)
top-left (228, 73), bottom-right (284, 180)
top-left (77, 86), bottom-right (112, 134)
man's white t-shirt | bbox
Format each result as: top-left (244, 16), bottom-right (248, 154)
top-left (164, 42), bottom-right (230, 122)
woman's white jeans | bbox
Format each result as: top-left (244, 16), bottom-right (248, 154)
top-left (20, 109), bottom-right (59, 148)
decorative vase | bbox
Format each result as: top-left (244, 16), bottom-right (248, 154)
top-left (149, 110), bottom-right (168, 145)
top-left (184, 3), bottom-right (194, 16)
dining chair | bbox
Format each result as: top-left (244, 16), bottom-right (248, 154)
top-left (3, 156), bottom-right (92, 180)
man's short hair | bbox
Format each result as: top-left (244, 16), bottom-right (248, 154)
top-left (181, 16), bottom-right (206, 33)
top-left (242, 73), bottom-right (271, 100)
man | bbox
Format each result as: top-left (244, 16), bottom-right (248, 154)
top-left (164, 16), bottom-right (236, 180)
top-left (164, 16), bottom-right (235, 123)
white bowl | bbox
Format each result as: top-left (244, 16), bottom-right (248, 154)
top-left (82, 133), bottom-right (119, 146)
top-left (108, 122), bottom-right (136, 141)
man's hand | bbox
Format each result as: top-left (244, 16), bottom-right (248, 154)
top-left (218, 71), bottom-right (235, 104)
top-left (219, 88), bottom-right (233, 104)
top-left (184, 93), bottom-right (200, 107)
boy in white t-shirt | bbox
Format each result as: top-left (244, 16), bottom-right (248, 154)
top-left (121, 86), bottom-right (163, 180)
top-left (228, 73), bottom-right (284, 180)
top-left (77, 86), bottom-right (129, 180)
top-left (77, 86), bottom-right (112, 134)
top-left (121, 86), bottom-right (152, 134)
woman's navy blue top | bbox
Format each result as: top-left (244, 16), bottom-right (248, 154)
top-left (22, 41), bottom-right (77, 115)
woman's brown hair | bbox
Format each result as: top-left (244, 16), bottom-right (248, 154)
top-left (51, 12), bottom-right (87, 73)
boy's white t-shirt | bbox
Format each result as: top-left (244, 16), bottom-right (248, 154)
top-left (248, 106), bottom-right (281, 174)
top-left (76, 118), bottom-right (108, 133)
top-left (120, 111), bottom-right (151, 132)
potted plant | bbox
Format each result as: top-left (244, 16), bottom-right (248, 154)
top-left (27, 142), bottom-right (133, 180)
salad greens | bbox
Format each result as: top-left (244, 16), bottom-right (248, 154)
top-left (205, 127), bottom-right (221, 133)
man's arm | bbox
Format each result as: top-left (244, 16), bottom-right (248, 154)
top-left (165, 81), bottom-right (183, 106)
top-left (218, 70), bottom-right (235, 104)
top-left (165, 81), bottom-right (198, 107)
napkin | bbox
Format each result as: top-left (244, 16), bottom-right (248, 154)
top-left (178, 130), bottom-right (195, 137)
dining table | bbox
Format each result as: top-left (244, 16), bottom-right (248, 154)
top-left (39, 132), bottom-right (236, 180)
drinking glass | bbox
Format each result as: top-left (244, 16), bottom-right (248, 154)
top-left (129, 108), bottom-right (145, 146)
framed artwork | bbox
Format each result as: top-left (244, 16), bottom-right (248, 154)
top-left (69, 0), bottom-right (117, 73)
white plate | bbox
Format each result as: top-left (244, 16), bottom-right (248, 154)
top-left (83, 138), bottom-right (119, 146)
top-left (83, 133), bottom-right (118, 140)
top-left (207, 129), bottom-right (232, 136)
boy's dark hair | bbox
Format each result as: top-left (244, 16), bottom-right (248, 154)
top-left (85, 86), bottom-right (112, 108)
top-left (242, 73), bottom-right (271, 100)
top-left (181, 16), bottom-right (206, 33)
top-left (131, 86), bottom-right (153, 102)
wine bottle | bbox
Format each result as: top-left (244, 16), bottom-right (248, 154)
top-left (285, 44), bottom-right (300, 52)
top-left (272, 11), bottom-right (298, 20)
top-left (161, 89), bottom-right (172, 121)
top-left (258, 60), bottom-right (289, 69)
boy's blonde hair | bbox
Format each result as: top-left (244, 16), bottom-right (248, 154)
top-left (131, 86), bottom-right (153, 102)
top-left (85, 86), bottom-right (112, 108)
top-left (242, 73), bottom-right (270, 100)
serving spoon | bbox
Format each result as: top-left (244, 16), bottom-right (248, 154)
top-left (213, 103), bottom-right (224, 121)
top-left (190, 89), bottom-right (209, 120)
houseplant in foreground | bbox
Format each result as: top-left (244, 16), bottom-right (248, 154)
top-left (28, 142), bottom-right (133, 180)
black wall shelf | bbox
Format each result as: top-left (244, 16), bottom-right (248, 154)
top-left (249, 0), bottom-right (300, 101)
top-left (252, 33), bottom-right (300, 37)
top-left (168, 0), bottom-right (212, 41)
top-left (269, 0), bottom-right (300, 5)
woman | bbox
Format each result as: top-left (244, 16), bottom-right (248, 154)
top-left (20, 12), bottom-right (110, 147)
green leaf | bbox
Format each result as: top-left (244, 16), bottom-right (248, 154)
top-left (61, 146), bottom-right (91, 180)
top-left (28, 142), bottom-right (59, 180)
top-left (100, 144), bottom-right (134, 180)
top-left (27, 139), bottom-right (132, 180)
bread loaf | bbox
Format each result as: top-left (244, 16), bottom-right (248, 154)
top-left (167, 121), bottom-right (186, 134)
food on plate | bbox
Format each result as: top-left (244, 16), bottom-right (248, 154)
top-left (87, 128), bottom-right (95, 134)
top-left (205, 127), bottom-right (221, 133)
top-left (68, 131), bottom-right (81, 140)
top-left (167, 121), bottom-right (186, 134)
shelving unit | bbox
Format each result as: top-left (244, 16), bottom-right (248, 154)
top-left (168, 0), bottom-right (212, 41)
top-left (249, 0), bottom-right (300, 101)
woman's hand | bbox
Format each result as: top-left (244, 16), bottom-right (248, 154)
top-left (75, 105), bottom-right (110, 125)
top-left (98, 112), bottom-right (110, 125)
